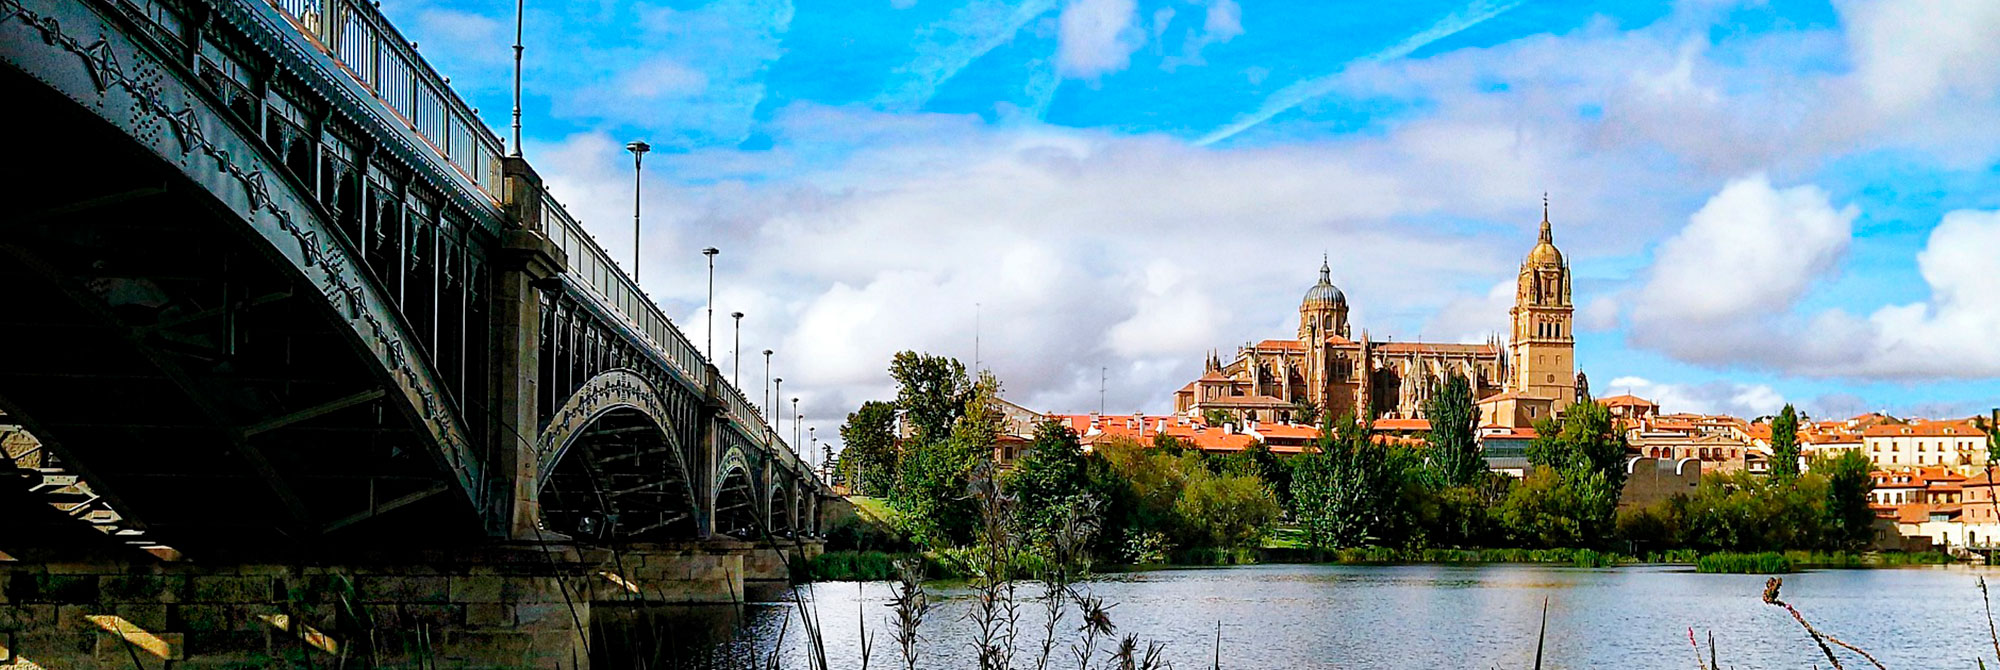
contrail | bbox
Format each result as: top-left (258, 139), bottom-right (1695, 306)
top-left (877, 0), bottom-right (1059, 110)
top-left (1194, 0), bottom-right (1526, 146)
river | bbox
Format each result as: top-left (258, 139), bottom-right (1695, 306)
top-left (643, 563), bottom-right (2000, 669)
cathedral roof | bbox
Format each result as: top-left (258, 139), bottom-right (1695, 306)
top-left (1524, 208), bottom-right (1564, 268)
top-left (1301, 257), bottom-right (1345, 309)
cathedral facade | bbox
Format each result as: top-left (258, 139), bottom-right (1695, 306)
top-left (1173, 211), bottom-right (1579, 425)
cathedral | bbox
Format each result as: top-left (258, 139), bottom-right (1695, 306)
top-left (1173, 207), bottom-right (1581, 427)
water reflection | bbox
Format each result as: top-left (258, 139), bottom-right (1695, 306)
top-left (619, 564), bottom-right (2000, 669)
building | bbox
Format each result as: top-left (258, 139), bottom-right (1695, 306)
top-left (1175, 208), bottom-right (1579, 426)
top-left (1861, 419), bottom-right (1987, 471)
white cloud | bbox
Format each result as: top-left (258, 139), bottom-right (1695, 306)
top-left (1057, 0), bottom-right (1143, 78)
top-left (1842, 0), bottom-right (2000, 115)
top-left (1607, 376), bottom-right (1786, 418)
top-left (1633, 174), bottom-right (1854, 324)
top-left (878, 0), bottom-right (1060, 109)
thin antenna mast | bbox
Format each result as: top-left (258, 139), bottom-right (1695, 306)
top-left (974, 302), bottom-right (981, 372)
top-left (509, 0), bottom-right (524, 156)
top-left (1099, 367), bottom-right (1107, 415)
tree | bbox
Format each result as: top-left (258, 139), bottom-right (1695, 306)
top-left (890, 351), bottom-right (975, 445)
top-left (1820, 450), bottom-right (1876, 550)
top-left (887, 367), bottom-right (999, 548)
top-left (1289, 397), bottom-right (1321, 427)
top-left (1175, 473), bottom-right (1280, 549)
top-left (1007, 420), bottom-right (1092, 543)
top-left (1202, 408), bottom-right (1235, 429)
top-left (1520, 399), bottom-right (1628, 547)
top-left (1769, 404), bottom-right (1801, 483)
top-left (837, 400), bottom-right (900, 496)
top-left (1290, 412), bottom-right (1406, 549)
top-left (1423, 371), bottom-right (1483, 488)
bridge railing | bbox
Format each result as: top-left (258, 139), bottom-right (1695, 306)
top-left (540, 195), bottom-right (803, 475)
top-left (259, 0), bottom-right (809, 482)
top-left (266, 0), bottom-right (503, 200)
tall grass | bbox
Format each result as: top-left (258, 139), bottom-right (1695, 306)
top-left (1696, 552), bottom-right (1795, 574)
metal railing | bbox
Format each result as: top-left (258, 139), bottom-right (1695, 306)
top-left (268, 0), bottom-right (503, 199)
top-left (257, 0), bottom-right (806, 478)
top-left (541, 195), bottom-right (800, 472)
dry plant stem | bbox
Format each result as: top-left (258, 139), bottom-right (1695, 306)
top-left (1983, 576), bottom-right (2000, 665)
top-left (1763, 577), bottom-right (1885, 670)
top-left (859, 582), bottom-right (875, 670)
top-left (1688, 628), bottom-right (1706, 670)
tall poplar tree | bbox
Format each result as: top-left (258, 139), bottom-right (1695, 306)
top-left (1769, 404), bottom-right (1801, 483)
top-left (1423, 372), bottom-right (1483, 488)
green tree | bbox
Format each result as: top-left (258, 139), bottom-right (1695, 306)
top-left (1518, 397), bottom-right (1628, 547)
top-left (887, 367), bottom-right (999, 548)
top-left (1820, 450), bottom-right (1876, 550)
top-left (1289, 397), bottom-right (1321, 426)
top-left (1423, 371), bottom-right (1483, 488)
top-left (890, 351), bottom-right (975, 445)
top-left (837, 400), bottom-right (899, 496)
top-left (1006, 420), bottom-right (1091, 543)
top-left (1175, 473), bottom-right (1281, 549)
top-left (1769, 404), bottom-right (1801, 483)
top-left (1290, 412), bottom-right (1406, 549)
top-left (1202, 408), bottom-right (1236, 429)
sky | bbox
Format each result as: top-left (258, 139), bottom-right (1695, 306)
top-left (382, 0), bottom-right (2000, 450)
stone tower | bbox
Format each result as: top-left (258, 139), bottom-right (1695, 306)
top-left (1298, 257), bottom-right (1349, 408)
top-left (1509, 202), bottom-right (1577, 412)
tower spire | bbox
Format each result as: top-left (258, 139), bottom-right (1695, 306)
top-left (1318, 253), bottom-right (1331, 282)
top-left (1539, 193), bottom-right (1553, 244)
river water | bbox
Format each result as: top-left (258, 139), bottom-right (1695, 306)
top-left (656, 563), bottom-right (2000, 669)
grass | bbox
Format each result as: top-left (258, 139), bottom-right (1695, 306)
top-left (1697, 552), bottom-right (1796, 574)
top-left (808, 550), bottom-right (965, 582)
top-left (847, 496), bottom-right (897, 525)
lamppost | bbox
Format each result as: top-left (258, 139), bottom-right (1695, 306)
top-left (731, 312), bottom-right (744, 389)
top-left (763, 350), bottom-right (774, 418)
top-left (792, 397), bottom-right (801, 447)
top-left (702, 247), bottom-right (719, 358)
top-left (624, 140), bottom-right (650, 280)
top-left (772, 378), bottom-right (783, 433)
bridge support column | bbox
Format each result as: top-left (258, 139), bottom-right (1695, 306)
top-left (493, 157), bottom-right (566, 540)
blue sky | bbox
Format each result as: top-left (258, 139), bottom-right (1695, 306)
top-left (386, 0), bottom-right (2000, 438)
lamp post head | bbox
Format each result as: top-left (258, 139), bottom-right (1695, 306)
top-left (763, 349), bottom-right (773, 357)
top-left (702, 247), bottom-right (719, 257)
top-left (625, 140), bottom-right (650, 155)
top-left (732, 311), bottom-right (744, 320)
top-left (774, 377), bottom-right (783, 384)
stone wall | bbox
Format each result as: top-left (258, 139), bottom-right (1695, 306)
top-left (0, 541), bottom-right (823, 669)
top-left (0, 549), bottom-right (593, 670)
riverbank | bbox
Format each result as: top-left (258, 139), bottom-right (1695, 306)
top-left (808, 547), bottom-right (1964, 581)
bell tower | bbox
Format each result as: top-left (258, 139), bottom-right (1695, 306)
top-left (1509, 197), bottom-right (1577, 412)
top-left (1298, 256), bottom-right (1349, 408)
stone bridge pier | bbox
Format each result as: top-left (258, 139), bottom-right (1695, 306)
top-left (0, 540), bottom-right (822, 670)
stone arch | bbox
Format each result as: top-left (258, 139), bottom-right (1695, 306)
top-left (713, 449), bottom-right (761, 540)
top-left (768, 479), bottom-right (794, 537)
top-left (535, 370), bottom-right (698, 541)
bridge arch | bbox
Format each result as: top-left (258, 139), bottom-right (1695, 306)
top-left (535, 370), bottom-right (698, 541)
top-left (713, 448), bottom-right (762, 540)
top-left (0, 1), bottom-right (487, 546)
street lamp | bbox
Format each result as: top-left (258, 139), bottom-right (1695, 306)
top-left (773, 378), bottom-right (783, 432)
top-left (702, 247), bottom-right (719, 358)
top-left (731, 312), bottom-right (744, 389)
top-left (624, 140), bottom-right (650, 281)
top-left (763, 350), bottom-right (774, 418)
top-left (792, 397), bottom-right (801, 447)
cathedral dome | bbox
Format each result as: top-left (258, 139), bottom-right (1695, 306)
top-left (1524, 219), bottom-right (1563, 267)
top-left (1302, 258), bottom-right (1345, 308)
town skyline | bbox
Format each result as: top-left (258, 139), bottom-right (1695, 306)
top-left (382, 0), bottom-right (2000, 444)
